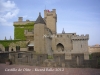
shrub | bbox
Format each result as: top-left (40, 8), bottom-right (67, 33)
top-left (48, 55), bottom-right (53, 59)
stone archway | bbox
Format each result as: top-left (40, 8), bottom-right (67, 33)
top-left (56, 43), bottom-right (64, 52)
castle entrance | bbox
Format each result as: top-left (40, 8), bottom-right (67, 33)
top-left (57, 43), bottom-right (64, 52)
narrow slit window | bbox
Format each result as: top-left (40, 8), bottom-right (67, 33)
top-left (81, 45), bottom-right (82, 48)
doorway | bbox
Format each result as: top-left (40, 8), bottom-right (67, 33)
top-left (57, 43), bottom-right (64, 52)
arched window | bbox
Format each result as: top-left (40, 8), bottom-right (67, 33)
top-left (56, 43), bottom-right (64, 52)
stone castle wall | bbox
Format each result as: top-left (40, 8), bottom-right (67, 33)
top-left (88, 44), bottom-right (100, 54)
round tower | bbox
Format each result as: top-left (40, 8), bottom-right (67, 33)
top-left (34, 13), bottom-right (46, 54)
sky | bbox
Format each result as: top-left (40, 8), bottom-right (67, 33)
top-left (0, 0), bottom-right (100, 46)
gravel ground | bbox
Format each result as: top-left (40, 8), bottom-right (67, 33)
top-left (0, 64), bottom-right (100, 75)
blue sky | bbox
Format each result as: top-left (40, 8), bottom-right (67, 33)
top-left (0, 0), bottom-right (100, 46)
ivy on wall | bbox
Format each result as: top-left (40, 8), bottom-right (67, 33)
top-left (14, 22), bottom-right (34, 40)
top-left (14, 28), bottom-right (26, 40)
top-left (0, 40), bottom-right (21, 47)
top-left (0, 23), bottom-right (34, 47)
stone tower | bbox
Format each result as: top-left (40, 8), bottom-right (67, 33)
top-left (34, 13), bottom-right (46, 54)
top-left (44, 9), bottom-right (57, 34)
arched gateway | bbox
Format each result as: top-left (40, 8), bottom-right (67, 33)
top-left (56, 43), bottom-right (64, 52)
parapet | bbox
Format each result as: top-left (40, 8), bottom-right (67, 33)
top-left (71, 34), bottom-right (89, 40)
top-left (44, 9), bottom-right (56, 13)
top-left (56, 33), bottom-right (76, 38)
top-left (44, 9), bottom-right (57, 18)
top-left (13, 17), bottom-right (34, 25)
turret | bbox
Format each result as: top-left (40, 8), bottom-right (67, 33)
top-left (34, 13), bottom-right (46, 53)
top-left (35, 12), bottom-right (46, 24)
top-left (62, 28), bottom-right (65, 34)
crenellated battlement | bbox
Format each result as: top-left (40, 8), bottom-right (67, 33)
top-left (44, 9), bottom-right (56, 18)
top-left (71, 34), bottom-right (89, 40)
top-left (55, 33), bottom-right (76, 38)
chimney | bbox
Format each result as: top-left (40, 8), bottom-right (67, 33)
top-left (18, 17), bottom-right (23, 22)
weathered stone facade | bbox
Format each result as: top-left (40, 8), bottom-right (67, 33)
top-left (89, 44), bottom-right (100, 54)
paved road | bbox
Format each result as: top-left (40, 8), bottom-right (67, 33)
top-left (0, 64), bottom-right (100, 75)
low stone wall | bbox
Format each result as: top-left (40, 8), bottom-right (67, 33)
top-left (0, 52), bottom-right (98, 68)
top-left (0, 53), bottom-right (9, 63)
top-left (83, 60), bottom-right (97, 68)
top-left (9, 52), bottom-right (48, 66)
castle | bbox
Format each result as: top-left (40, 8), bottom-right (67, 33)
top-left (0, 9), bottom-right (98, 67)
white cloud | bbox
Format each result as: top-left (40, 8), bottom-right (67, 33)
top-left (0, 0), bottom-right (19, 26)
top-left (3, 9), bottom-right (19, 19)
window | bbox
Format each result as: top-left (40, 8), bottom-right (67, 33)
top-left (5, 46), bottom-right (9, 51)
top-left (28, 46), bottom-right (34, 51)
top-left (57, 35), bottom-right (59, 37)
top-left (81, 45), bottom-right (82, 48)
top-left (16, 46), bottom-right (20, 52)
